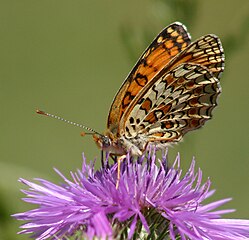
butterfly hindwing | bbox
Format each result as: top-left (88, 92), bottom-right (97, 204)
top-left (124, 63), bottom-right (221, 148)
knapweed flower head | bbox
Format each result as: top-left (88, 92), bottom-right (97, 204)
top-left (13, 149), bottom-right (249, 239)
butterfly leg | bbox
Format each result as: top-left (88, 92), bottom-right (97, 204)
top-left (101, 150), bottom-right (104, 168)
top-left (110, 154), bottom-right (117, 163)
top-left (116, 155), bottom-right (126, 189)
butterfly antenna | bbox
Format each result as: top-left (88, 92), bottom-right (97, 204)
top-left (36, 109), bottom-right (99, 135)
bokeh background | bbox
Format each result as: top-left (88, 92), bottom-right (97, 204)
top-left (0, 0), bottom-right (248, 239)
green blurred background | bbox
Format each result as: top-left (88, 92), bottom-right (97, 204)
top-left (0, 0), bottom-right (248, 239)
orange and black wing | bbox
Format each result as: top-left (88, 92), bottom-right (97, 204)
top-left (121, 34), bottom-right (224, 148)
top-left (167, 34), bottom-right (225, 79)
top-left (107, 22), bottom-right (191, 135)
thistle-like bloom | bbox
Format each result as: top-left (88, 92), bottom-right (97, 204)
top-left (13, 150), bottom-right (249, 239)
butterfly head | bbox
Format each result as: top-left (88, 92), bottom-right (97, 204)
top-left (93, 133), bottom-right (111, 150)
top-left (92, 131), bottom-right (127, 156)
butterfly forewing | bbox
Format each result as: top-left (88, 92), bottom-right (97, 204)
top-left (167, 34), bottom-right (225, 79)
top-left (107, 22), bottom-right (191, 134)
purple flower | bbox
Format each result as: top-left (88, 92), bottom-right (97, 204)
top-left (13, 149), bottom-right (249, 239)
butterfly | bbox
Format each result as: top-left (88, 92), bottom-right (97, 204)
top-left (37, 22), bottom-right (224, 188)
top-left (93, 22), bottom-right (224, 153)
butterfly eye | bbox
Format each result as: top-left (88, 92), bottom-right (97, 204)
top-left (102, 136), bottom-right (111, 148)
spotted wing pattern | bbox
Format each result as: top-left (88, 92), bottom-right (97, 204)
top-left (103, 22), bottom-right (224, 156)
top-left (167, 34), bottom-right (225, 79)
top-left (119, 34), bottom-right (224, 138)
top-left (107, 22), bottom-right (191, 134)
top-left (123, 63), bottom-right (221, 151)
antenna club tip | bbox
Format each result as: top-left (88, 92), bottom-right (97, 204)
top-left (80, 132), bottom-right (86, 137)
top-left (36, 109), bottom-right (47, 116)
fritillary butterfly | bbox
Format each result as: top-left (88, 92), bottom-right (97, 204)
top-left (37, 22), bottom-right (224, 187)
top-left (94, 22), bottom-right (224, 156)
